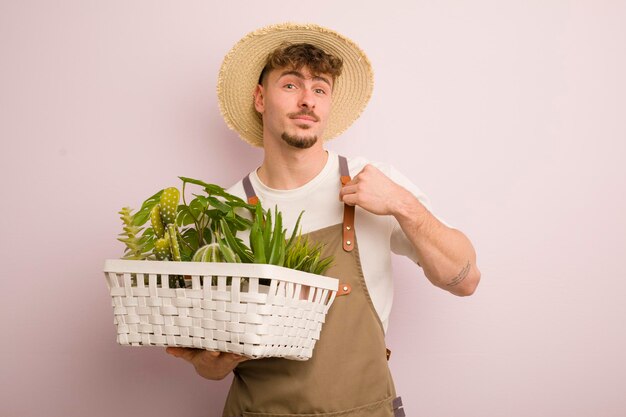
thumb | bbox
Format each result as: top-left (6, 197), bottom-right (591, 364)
top-left (166, 347), bottom-right (198, 362)
top-left (165, 347), bottom-right (181, 357)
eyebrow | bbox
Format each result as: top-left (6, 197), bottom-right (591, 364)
top-left (279, 70), bottom-right (332, 88)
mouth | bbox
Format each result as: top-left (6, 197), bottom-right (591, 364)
top-left (292, 116), bottom-right (316, 122)
top-left (288, 111), bottom-right (319, 123)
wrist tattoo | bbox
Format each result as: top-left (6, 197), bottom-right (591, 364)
top-left (447, 261), bottom-right (471, 287)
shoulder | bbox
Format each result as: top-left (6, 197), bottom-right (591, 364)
top-left (345, 154), bottom-right (404, 181)
top-left (344, 154), bottom-right (432, 209)
top-left (345, 154), bottom-right (384, 176)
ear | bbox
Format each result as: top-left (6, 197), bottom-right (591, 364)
top-left (253, 84), bottom-right (265, 113)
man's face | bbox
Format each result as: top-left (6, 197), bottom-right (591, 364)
top-left (254, 66), bottom-right (333, 149)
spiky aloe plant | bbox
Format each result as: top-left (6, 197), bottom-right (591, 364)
top-left (117, 207), bottom-right (151, 260)
top-left (248, 204), bottom-right (334, 284)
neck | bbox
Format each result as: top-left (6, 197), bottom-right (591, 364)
top-left (257, 142), bottom-right (329, 190)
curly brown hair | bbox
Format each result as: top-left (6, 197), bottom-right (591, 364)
top-left (258, 42), bottom-right (343, 85)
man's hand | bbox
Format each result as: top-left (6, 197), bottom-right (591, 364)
top-left (339, 164), bottom-right (418, 219)
top-left (166, 347), bottom-right (249, 380)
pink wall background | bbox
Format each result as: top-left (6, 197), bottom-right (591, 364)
top-left (1, 1), bottom-right (625, 416)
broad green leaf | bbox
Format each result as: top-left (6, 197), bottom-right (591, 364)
top-left (228, 215), bottom-right (252, 231)
top-left (178, 176), bottom-right (216, 189)
top-left (191, 195), bottom-right (210, 209)
top-left (132, 189), bottom-right (164, 226)
top-left (207, 196), bottom-right (231, 214)
top-left (180, 227), bottom-right (200, 251)
top-left (177, 206), bottom-right (196, 226)
top-left (202, 228), bottom-right (213, 245)
top-left (178, 177), bottom-right (248, 205)
top-left (205, 209), bottom-right (226, 227)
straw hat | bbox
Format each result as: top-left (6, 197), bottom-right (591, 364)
top-left (217, 23), bottom-right (374, 147)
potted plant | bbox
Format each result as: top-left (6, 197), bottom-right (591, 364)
top-left (104, 177), bottom-right (338, 360)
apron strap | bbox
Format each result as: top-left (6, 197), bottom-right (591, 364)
top-left (338, 155), bottom-right (355, 252)
top-left (242, 174), bottom-right (259, 205)
top-left (392, 397), bottom-right (406, 417)
top-left (242, 155), bottom-right (356, 252)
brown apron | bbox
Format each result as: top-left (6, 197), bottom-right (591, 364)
top-left (222, 155), bottom-right (405, 417)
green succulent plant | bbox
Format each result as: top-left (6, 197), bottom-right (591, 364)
top-left (117, 177), bottom-right (333, 288)
top-left (248, 204), bottom-right (334, 284)
top-left (117, 207), bottom-right (151, 260)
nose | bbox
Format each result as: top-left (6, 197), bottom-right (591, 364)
top-left (298, 88), bottom-right (316, 109)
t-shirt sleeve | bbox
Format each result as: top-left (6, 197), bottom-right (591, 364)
top-left (384, 164), bottom-right (450, 265)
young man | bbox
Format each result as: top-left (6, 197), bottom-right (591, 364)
top-left (167, 23), bottom-right (480, 416)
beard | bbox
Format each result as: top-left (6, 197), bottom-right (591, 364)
top-left (281, 132), bottom-right (318, 149)
top-left (280, 109), bottom-right (320, 149)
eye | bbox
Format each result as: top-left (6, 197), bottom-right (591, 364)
top-left (284, 83), bottom-right (296, 90)
top-left (314, 88), bottom-right (327, 95)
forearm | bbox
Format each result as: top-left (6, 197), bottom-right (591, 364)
top-left (392, 192), bottom-right (480, 296)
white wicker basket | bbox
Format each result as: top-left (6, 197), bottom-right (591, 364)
top-left (103, 259), bottom-right (339, 360)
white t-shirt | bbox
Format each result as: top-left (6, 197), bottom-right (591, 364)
top-left (227, 150), bottom-right (438, 332)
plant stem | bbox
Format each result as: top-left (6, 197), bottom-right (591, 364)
top-left (182, 179), bottom-right (204, 247)
top-left (177, 229), bottom-right (195, 252)
top-left (197, 206), bottom-right (209, 248)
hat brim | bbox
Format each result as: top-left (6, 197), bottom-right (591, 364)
top-left (217, 23), bottom-right (374, 147)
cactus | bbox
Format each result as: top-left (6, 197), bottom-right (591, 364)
top-left (192, 242), bottom-right (236, 262)
top-left (192, 242), bottom-right (239, 286)
top-left (193, 243), bottom-right (223, 262)
top-left (159, 187), bottom-right (180, 226)
top-left (147, 188), bottom-right (182, 262)
top-left (150, 204), bottom-right (165, 238)
top-left (168, 223), bottom-right (182, 261)
top-left (154, 234), bottom-right (171, 260)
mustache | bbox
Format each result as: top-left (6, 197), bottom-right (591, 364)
top-left (287, 110), bottom-right (320, 122)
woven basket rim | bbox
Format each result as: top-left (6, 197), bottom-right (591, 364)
top-left (104, 259), bottom-right (338, 291)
